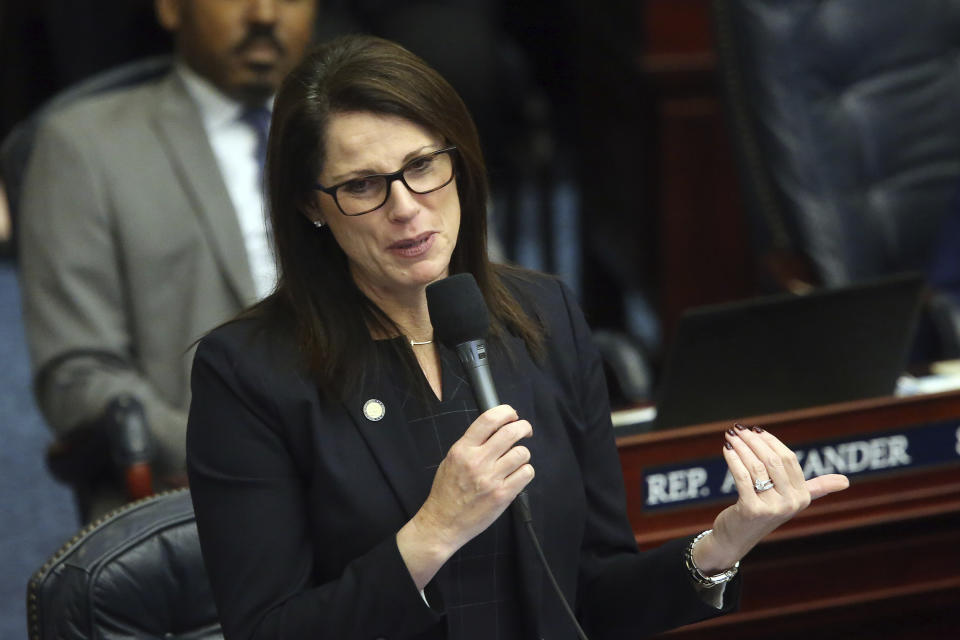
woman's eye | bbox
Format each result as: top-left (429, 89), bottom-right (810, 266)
top-left (406, 156), bottom-right (435, 174)
top-left (342, 178), bottom-right (377, 195)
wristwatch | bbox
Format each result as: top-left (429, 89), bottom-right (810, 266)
top-left (684, 529), bottom-right (740, 587)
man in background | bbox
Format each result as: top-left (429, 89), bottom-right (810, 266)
top-left (18, 0), bottom-right (317, 520)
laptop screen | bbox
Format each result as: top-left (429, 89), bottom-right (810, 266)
top-left (653, 273), bottom-right (925, 430)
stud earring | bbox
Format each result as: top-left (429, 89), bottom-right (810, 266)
top-left (313, 220), bottom-right (325, 228)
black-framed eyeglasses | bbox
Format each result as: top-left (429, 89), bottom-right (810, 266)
top-left (314, 146), bottom-right (458, 216)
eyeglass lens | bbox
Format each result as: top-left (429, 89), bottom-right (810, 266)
top-left (336, 150), bottom-right (454, 215)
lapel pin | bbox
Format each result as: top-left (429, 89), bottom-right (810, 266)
top-left (363, 398), bottom-right (386, 422)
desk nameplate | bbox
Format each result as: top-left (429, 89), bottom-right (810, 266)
top-left (641, 420), bottom-right (960, 511)
top-left (616, 390), bottom-right (960, 548)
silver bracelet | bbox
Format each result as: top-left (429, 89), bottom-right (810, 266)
top-left (684, 529), bottom-right (740, 587)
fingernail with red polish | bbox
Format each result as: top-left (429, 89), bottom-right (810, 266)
top-left (734, 423), bottom-right (747, 430)
top-left (727, 427), bottom-right (737, 436)
top-left (752, 425), bottom-right (764, 433)
top-left (724, 440), bottom-right (734, 450)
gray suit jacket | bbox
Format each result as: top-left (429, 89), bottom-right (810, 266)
top-left (19, 70), bottom-right (259, 499)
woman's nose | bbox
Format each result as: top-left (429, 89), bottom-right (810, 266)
top-left (384, 179), bottom-right (420, 222)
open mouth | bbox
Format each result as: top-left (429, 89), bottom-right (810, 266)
top-left (389, 233), bottom-right (435, 257)
top-left (392, 235), bottom-right (430, 250)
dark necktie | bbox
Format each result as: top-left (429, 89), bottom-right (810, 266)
top-left (240, 106), bottom-right (271, 185)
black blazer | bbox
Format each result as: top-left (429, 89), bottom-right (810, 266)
top-left (186, 272), bottom-right (737, 639)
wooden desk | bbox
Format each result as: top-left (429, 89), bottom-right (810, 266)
top-left (615, 391), bottom-right (960, 638)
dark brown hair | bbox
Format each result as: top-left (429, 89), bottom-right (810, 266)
top-left (258, 34), bottom-right (543, 398)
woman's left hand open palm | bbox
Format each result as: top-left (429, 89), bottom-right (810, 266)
top-left (695, 425), bottom-right (850, 571)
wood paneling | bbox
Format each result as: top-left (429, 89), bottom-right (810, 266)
top-left (622, 9), bottom-right (960, 633)
top-left (615, 391), bottom-right (960, 638)
top-left (637, 0), bottom-right (755, 345)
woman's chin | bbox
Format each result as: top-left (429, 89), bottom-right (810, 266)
top-left (356, 256), bottom-right (452, 297)
top-left (401, 259), bottom-right (450, 289)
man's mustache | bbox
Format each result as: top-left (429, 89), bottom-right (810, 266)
top-left (233, 26), bottom-right (286, 57)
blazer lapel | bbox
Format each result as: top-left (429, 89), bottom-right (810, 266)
top-left (150, 73), bottom-right (257, 306)
top-left (494, 333), bottom-right (545, 637)
top-left (343, 367), bottom-right (432, 519)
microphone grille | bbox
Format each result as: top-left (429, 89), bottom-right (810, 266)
top-left (426, 273), bottom-right (491, 348)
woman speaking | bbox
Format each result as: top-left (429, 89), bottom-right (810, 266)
top-left (186, 35), bottom-right (849, 640)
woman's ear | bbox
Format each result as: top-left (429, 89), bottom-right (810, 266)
top-left (301, 202), bottom-right (326, 228)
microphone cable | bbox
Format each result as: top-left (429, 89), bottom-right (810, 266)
top-left (513, 494), bottom-right (592, 640)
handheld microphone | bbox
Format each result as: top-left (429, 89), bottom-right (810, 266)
top-left (426, 273), bottom-right (531, 523)
top-left (426, 273), bottom-right (498, 411)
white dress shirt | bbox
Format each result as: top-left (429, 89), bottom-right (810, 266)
top-left (177, 63), bottom-right (277, 300)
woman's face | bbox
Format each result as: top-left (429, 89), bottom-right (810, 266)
top-left (310, 111), bottom-right (461, 302)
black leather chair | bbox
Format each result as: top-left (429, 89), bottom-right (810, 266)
top-left (713, 0), bottom-right (960, 358)
top-left (27, 488), bottom-right (221, 640)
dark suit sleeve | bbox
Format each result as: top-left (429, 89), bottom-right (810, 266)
top-left (186, 332), bottom-right (442, 640)
top-left (550, 280), bottom-right (740, 637)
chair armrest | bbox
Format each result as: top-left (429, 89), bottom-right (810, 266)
top-left (927, 291), bottom-right (960, 360)
top-left (46, 394), bottom-right (155, 501)
top-left (592, 329), bottom-right (653, 407)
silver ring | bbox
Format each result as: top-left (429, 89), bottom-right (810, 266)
top-left (754, 478), bottom-right (775, 493)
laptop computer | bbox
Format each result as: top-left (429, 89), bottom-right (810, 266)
top-left (651, 273), bottom-right (925, 430)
